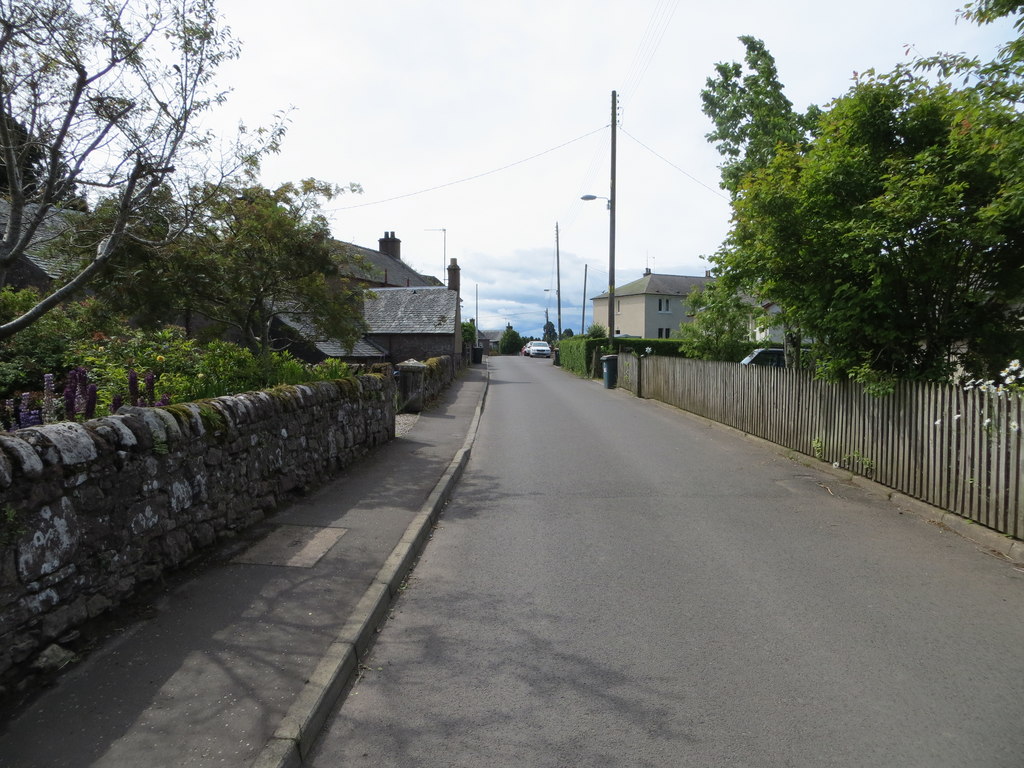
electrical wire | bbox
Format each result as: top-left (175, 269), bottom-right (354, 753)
top-left (619, 0), bottom-right (681, 110)
top-left (330, 125), bottom-right (608, 211)
top-left (620, 127), bottom-right (728, 199)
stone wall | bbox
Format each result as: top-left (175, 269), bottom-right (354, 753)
top-left (0, 374), bottom-right (395, 694)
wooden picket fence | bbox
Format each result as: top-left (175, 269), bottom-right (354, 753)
top-left (617, 353), bottom-right (1023, 538)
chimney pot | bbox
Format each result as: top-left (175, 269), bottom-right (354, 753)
top-left (379, 231), bottom-right (401, 261)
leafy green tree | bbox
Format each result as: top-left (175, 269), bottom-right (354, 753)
top-left (701, 36), bottom-right (820, 197)
top-left (701, 36), bottom-right (819, 360)
top-left (462, 321), bottom-right (477, 346)
top-left (676, 282), bottom-right (758, 362)
top-left (723, 67), bottom-right (1024, 384)
top-left (0, 287), bottom-right (115, 396)
top-left (542, 320), bottom-right (557, 343)
top-left (560, 328), bottom-right (574, 339)
top-left (498, 325), bottom-right (523, 355)
top-left (0, 0), bottom-right (264, 338)
top-left (177, 179), bottom-right (366, 358)
top-left (585, 323), bottom-right (608, 339)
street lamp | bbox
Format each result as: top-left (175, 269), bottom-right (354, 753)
top-left (581, 192), bottom-right (615, 337)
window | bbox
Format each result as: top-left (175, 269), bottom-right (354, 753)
top-left (657, 298), bottom-right (671, 313)
top-left (657, 328), bottom-right (664, 338)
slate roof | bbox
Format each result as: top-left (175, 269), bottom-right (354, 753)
top-left (314, 336), bottom-right (388, 359)
top-left (0, 199), bottom-right (77, 280)
top-left (275, 312), bottom-right (388, 359)
top-left (363, 287), bottom-right (458, 334)
top-left (592, 272), bottom-right (711, 300)
top-left (333, 240), bottom-right (439, 288)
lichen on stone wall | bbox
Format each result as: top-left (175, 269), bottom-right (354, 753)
top-left (0, 372), bottom-right (397, 694)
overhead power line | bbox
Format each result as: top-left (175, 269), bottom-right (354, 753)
top-left (619, 128), bottom-right (728, 200)
top-left (619, 0), bottom-right (681, 108)
top-left (332, 126), bottom-right (609, 211)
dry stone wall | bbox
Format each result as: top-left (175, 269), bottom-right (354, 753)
top-left (0, 375), bottom-right (394, 694)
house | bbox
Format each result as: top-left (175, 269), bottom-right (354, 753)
top-left (591, 269), bottom-right (711, 338)
top-left (0, 199), bottom-right (76, 290)
top-left (278, 231), bottom-right (455, 364)
top-left (477, 329), bottom-right (504, 354)
top-left (338, 231), bottom-right (440, 289)
top-left (361, 258), bottom-right (463, 366)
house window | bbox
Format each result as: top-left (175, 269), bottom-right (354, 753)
top-left (657, 328), bottom-right (664, 338)
top-left (616, 299), bottom-right (621, 314)
top-left (658, 298), bottom-right (671, 313)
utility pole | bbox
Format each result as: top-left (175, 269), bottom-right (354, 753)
top-left (555, 222), bottom-right (562, 339)
top-left (608, 89), bottom-right (617, 337)
top-left (581, 263), bottom-right (588, 335)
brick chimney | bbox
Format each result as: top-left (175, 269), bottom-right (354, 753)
top-left (378, 231), bottom-right (401, 260)
top-left (447, 257), bottom-right (460, 295)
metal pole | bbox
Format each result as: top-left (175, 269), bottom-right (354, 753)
top-left (608, 90), bottom-right (617, 338)
top-left (426, 228), bottom-right (446, 283)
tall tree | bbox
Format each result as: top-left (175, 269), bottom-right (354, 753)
top-left (701, 36), bottom-right (819, 197)
top-left (723, 68), bottom-right (1024, 384)
top-left (701, 37), bottom-right (819, 357)
top-left (0, 0), bottom-right (274, 338)
top-left (676, 282), bottom-right (757, 362)
top-left (152, 179), bottom-right (365, 357)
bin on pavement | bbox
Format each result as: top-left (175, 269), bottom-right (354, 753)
top-left (601, 354), bottom-right (618, 388)
top-left (471, 346), bottom-right (484, 364)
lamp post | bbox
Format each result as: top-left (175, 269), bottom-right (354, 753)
top-left (581, 90), bottom-right (617, 338)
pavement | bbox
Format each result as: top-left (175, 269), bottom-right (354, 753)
top-left (0, 364), bottom-right (490, 768)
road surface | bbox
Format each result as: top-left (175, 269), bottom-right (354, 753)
top-left (309, 355), bottom-right (1024, 768)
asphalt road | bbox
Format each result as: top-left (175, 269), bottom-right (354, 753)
top-left (308, 355), bottom-right (1024, 768)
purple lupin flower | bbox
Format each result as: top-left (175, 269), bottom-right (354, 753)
top-left (75, 367), bottom-right (90, 413)
top-left (128, 369), bottom-right (139, 407)
top-left (156, 393), bottom-right (171, 407)
top-left (144, 372), bottom-right (156, 407)
top-left (19, 392), bottom-right (32, 428)
top-left (111, 394), bottom-right (123, 414)
top-left (85, 384), bottom-right (98, 420)
top-left (43, 373), bottom-right (57, 423)
top-left (64, 372), bottom-right (78, 421)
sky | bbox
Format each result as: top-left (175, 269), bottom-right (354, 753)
top-left (205, 0), bottom-right (1017, 338)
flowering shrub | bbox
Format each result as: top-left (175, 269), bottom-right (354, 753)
top-left (3, 326), bottom-right (356, 430)
top-left (963, 359), bottom-right (1023, 396)
top-left (959, 360), bottom-right (1022, 435)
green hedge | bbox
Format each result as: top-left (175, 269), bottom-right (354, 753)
top-left (557, 337), bottom-right (611, 378)
top-left (558, 337), bottom-right (692, 378)
top-left (610, 338), bottom-right (689, 358)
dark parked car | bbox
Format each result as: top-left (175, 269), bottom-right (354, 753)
top-left (740, 348), bottom-right (786, 367)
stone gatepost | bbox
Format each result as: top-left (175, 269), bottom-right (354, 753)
top-left (396, 359), bottom-right (428, 413)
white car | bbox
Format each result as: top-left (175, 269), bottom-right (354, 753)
top-left (526, 341), bottom-right (552, 358)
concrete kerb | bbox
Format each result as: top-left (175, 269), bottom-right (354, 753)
top-left (251, 369), bottom-right (489, 768)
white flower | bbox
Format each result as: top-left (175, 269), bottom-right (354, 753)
top-left (984, 418), bottom-right (992, 427)
top-left (1011, 421), bottom-right (1020, 432)
top-left (954, 414), bottom-right (961, 420)
top-left (934, 419), bottom-right (942, 426)
top-left (832, 461), bottom-right (840, 468)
